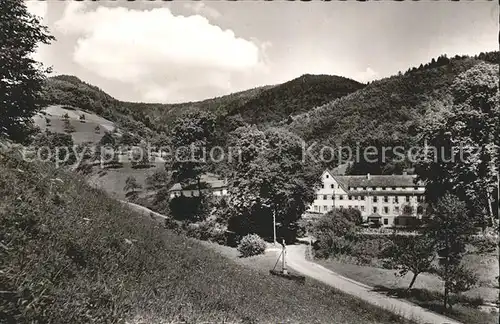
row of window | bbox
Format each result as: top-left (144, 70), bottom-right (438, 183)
top-left (312, 205), bottom-right (424, 214)
top-left (171, 189), bottom-right (227, 197)
top-left (317, 194), bottom-right (424, 203)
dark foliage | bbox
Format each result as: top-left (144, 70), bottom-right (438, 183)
top-left (228, 74), bottom-right (365, 125)
top-left (0, 0), bottom-right (54, 142)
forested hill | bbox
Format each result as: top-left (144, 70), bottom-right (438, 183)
top-left (121, 85), bottom-right (273, 128)
top-left (42, 73), bottom-right (364, 133)
top-left (41, 51), bottom-right (498, 150)
top-left (116, 74), bottom-right (364, 128)
top-left (285, 52), bottom-right (499, 148)
top-left (226, 74), bottom-right (365, 125)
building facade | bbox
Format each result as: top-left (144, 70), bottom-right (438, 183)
top-left (168, 173), bottom-right (228, 199)
top-left (308, 170), bottom-right (426, 227)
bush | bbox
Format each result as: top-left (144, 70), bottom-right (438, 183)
top-left (469, 235), bottom-right (497, 254)
top-left (198, 221), bottom-right (228, 244)
top-left (310, 209), bottom-right (360, 258)
top-left (164, 216), bottom-right (180, 229)
top-left (237, 234), bottom-right (266, 257)
top-left (295, 220), bottom-right (308, 238)
top-left (352, 237), bottom-right (388, 265)
top-left (169, 195), bottom-right (210, 222)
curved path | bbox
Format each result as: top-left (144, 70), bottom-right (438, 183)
top-left (119, 200), bottom-right (169, 223)
top-left (285, 244), bottom-right (462, 324)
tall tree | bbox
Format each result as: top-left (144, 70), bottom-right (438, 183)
top-left (426, 194), bottom-right (477, 311)
top-left (170, 111), bottom-right (216, 195)
top-left (0, 0), bottom-right (54, 142)
top-left (416, 63), bottom-right (499, 229)
top-left (227, 126), bottom-right (321, 241)
top-left (124, 176), bottom-right (142, 200)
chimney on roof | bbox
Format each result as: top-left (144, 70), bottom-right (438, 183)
top-left (367, 173), bottom-right (371, 180)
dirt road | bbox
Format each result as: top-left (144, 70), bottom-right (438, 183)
top-left (285, 244), bottom-right (462, 324)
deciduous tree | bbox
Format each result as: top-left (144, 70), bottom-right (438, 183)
top-left (170, 111), bottom-right (216, 195)
top-left (124, 176), bottom-right (142, 200)
top-left (416, 63), bottom-right (499, 229)
top-left (382, 235), bottom-right (435, 291)
top-left (227, 126), bottom-right (321, 241)
top-left (0, 0), bottom-right (55, 142)
top-left (426, 194), bottom-right (477, 310)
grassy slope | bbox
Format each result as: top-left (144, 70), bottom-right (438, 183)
top-left (34, 105), bottom-right (116, 144)
top-left (0, 147), bottom-right (414, 324)
top-left (87, 163), bottom-right (163, 200)
top-left (33, 105), bottom-right (162, 200)
top-left (42, 76), bottom-right (157, 139)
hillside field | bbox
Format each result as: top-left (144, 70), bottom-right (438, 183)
top-left (0, 147), bottom-right (415, 324)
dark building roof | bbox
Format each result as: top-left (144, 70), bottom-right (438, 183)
top-left (168, 174), bottom-right (228, 192)
top-left (331, 174), bottom-right (423, 189)
top-left (330, 163), bottom-right (349, 175)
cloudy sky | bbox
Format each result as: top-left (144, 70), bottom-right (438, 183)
top-left (26, 1), bottom-right (498, 104)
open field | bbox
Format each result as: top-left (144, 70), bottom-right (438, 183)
top-left (33, 105), bottom-right (116, 144)
top-left (314, 257), bottom-right (499, 324)
top-left (87, 162), bottom-right (162, 199)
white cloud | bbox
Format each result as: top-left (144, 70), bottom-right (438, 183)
top-left (183, 2), bottom-right (221, 20)
top-left (54, 2), bottom-right (264, 103)
top-left (25, 0), bottom-right (47, 20)
top-left (25, 0), bottom-right (49, 65)
top-left (355, 67), bottom-right (378, 83)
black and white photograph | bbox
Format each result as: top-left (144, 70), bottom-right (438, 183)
top-left (1, 0), bottom-right (499, 323)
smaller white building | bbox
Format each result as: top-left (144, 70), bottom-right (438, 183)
top-left (168, 173), bottom-right (228, 199)
top-left (308, 169), bottom-right (426, 227)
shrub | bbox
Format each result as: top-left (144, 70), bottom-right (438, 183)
top-left (469, 235), bottom-right (497, 254)
top-left (237, 234), bottom-right (266, 257)
top-left (63, 119), bottom-right (76, 133)
top-left (169, 195), bottom-right (210, 223)
top-left (311, 209), bottom-right (360, 258)
top-left (295, 220), bottom-right (308, 238)
top-left (164, 217), bottom-right (181, 232)
top-left (352, 237), bottom-right (388, 265)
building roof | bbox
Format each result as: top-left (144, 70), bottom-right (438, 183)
top-left (168, 174), bottom-right (228, 192)
top-left (330, 163), bottom-right (350, 175)
top-left (331, 174), bottom-right (423, 189)
top-left (352, 190), bottom-right (424, 196)
top-left (169, 183), bottom-right (182, 191)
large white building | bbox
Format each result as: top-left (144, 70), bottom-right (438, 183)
top-left (308, 169), bottom-right (426, 227)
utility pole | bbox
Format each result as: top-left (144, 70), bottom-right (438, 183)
top-left (262, 202), bottom-right (277, 246)
top-left (497, 170), bottom-right (499, 224)
top-left (497, 169), bottom-right (499, 319)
